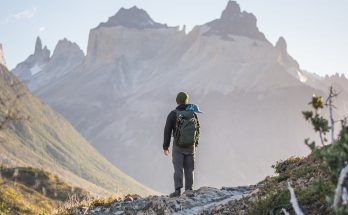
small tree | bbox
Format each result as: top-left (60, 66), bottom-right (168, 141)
top-left (325, 85), bottom-right (339, 144)
top-left (302, 95), bottom-right (330, 147)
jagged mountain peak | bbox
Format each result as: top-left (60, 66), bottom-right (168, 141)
top-left (34, 36), bottom-right (43, 56)
top-left (49, 38), bottom-right (84, 66)
top-left (221, 0), bottom-right (241, 19)
top-left (275, 36), bottom-right (287, 54)
top-left (97, 6), bottom-right (168, 29)
top-left (326, 72), bottom-right (347, 80)
top-left (204, 1), bottom-right (268, 42)
top-left (32, 36), bottom-right (50, 61)
top-left (53, 38), bottom-right (83, 53)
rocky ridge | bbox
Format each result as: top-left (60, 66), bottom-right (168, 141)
top-left (66, 186), bottom-right (254, 215)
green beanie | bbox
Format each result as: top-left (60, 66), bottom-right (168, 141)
top-left (176, 92), bottom-right (189, 105)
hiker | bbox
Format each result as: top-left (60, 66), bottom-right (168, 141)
top-left (163, 92), bottom-right (202, 197)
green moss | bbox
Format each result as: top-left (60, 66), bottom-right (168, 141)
top-left (247, 189), bottom-right (291, 214)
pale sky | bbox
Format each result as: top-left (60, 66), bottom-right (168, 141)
top-left (0, 0), bottom-right (347, 77)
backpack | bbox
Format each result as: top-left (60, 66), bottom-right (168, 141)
top-left (174, 110), bottom-right (199, 147)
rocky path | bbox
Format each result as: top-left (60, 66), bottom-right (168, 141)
top-left (71, 186), bottom-right (254, 215)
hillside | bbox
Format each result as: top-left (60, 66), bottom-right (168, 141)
top-left (0, 64), bottom-right (155, 196)
top-left (0, 166), bottom-right (89, 215)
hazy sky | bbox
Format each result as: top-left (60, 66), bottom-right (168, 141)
top-left (0, 0), bottom-right (347, 76)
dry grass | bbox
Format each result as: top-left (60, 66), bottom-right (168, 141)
top-left (54, 193), bottom-right (125, 215)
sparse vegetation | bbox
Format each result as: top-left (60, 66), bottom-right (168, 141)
top-left (56, 193), bottom-right (126, 215)
top-left (0, 166), bottom-right (90, 215)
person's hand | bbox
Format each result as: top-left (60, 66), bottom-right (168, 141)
top-left (164, 149), bottom-right (170, 156)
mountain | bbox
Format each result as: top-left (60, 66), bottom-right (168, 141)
top-left (12, 37), bottom-right (84, 92)
top-left (12, 1), bottom-right (348, 193)
top-left (0, 43), bottom-right (6, 66)
top-left (204, 1), bottom-right (268, 42)
top-left (12, 37), bottom-right (50, 83)
top-left (0, 64), bottom-right (154, 196)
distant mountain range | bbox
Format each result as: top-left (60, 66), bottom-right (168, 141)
top-left (11, 0), bottom-right (348, 192)
top-left (0, 64), bottom-right (154, 196)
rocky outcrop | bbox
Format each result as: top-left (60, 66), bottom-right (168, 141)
top-left (86, 20), bottom-right (184, 65)
top-left (204, 1), bottom-right (268, 42)
top-left (0, 43), bottom-right (6, 66)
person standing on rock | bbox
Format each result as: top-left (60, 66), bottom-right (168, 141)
top-left (163, 92), bottom-right (202, 197)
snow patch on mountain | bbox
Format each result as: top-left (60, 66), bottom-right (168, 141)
top-left (30, 64), bottom-right (42, 75)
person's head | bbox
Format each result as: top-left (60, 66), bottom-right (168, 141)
top-left (176, 92), bottom-right (189, 105)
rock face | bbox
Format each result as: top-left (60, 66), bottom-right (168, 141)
top-left (0, 43), bottom-right (6, 66)
top-left (12, 1), bottom-right (348, 194)
top-left (205, 0), bottom-right (268, 42)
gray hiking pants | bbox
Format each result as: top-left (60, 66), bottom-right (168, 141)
top-left (172, 146), bottom-right (195, 191)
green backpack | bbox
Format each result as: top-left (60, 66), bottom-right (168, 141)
top-left (174, 110), bottom-right (199, 147)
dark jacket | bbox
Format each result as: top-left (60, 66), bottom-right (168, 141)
top-left (163, 104), bottom-right (200, 150)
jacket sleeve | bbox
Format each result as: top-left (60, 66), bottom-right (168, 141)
top-left (163, 111), bottom-right (175, 150)
top-left (194, 113), bottom-right (200, 147)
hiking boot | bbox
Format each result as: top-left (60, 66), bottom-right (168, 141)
top-left (169, 189), bottom-right (181, 198)
top-left (183, 189), bottom-right (194, 197)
